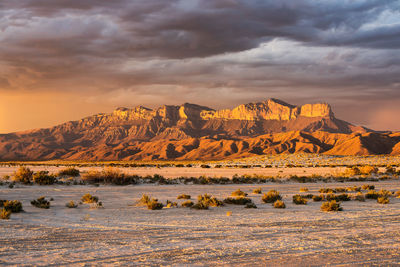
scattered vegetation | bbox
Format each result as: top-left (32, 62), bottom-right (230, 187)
top-left (81, 193), bottom-right (99, 204)
top-left (147, 199), bottom-right (163, 210)
top-left (0, 208), bottom-right (11, 220)
top-left (66, 201), bottom-right (78, 208)
top-left (231, 189), bottom-right (248, 197)
top-left (31, 197), bottom-right (50, 209)
top-left (321, 200), bottom-right (342, 212)
top-left (262, 190), bottom-right (282, 203)
top-left (252, 188), bottom-right (262, 194)
top-left (1, 200), bottom-right (23, 213)
top-left (181, 200), bottom-right (194, 207)
top-left (274, 200), bottom-right (286, 209)
top-left (292, 195), bottom-right (308, 205)
top-left (32, 171), bottom-right (57, 185)
top-left (377, 196), bottom-right (390, 204)
top-left (58, 167), bottom-right (80, 177)
top-left (12, 167), bottom-right (33, 184)
top-left (177, 194), bottom-right (191, 200)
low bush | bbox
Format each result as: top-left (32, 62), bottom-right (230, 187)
top-left (377, 196), bottom-right (389, 204)
top-left (200, 164), bottom-right (211, 168)
top-left (58, 167), bottom-right (80, 177)
top-left (302, 194), bottom-right (314, 199)
top-left (224, 197), bottom-right (252, 205)
top-left (312, 195), bottom-right (323, 202)
top-left (191, 202), bottom-right (209, 210)
top-left (66, 201), bottom-right (78, 208)
top-left (321, 200), bottom-right (342, 212)
top-left (12, 167), bottom-right (33, 184)
top-left (274, 200), bottom-right (286, 209)
top-left (262, 190), bottom-right (282, 203)
top-left (378, 189), bottom-right (392, 198)
top-left (292, 195), bottom-right (308, 205)
top-left (362, 184), bottom-right (375, 190)
top-left (166, 200), bottom-right (178, 208)
top-left (198, 194), bottom-right (224, 207)
top-left (177, 194), bottom-right (191, 200)
top-left (319, 188), bottom-right (335, 194)
top-left (365, 190), bottom-right (379, 199)
top-left (299, 187), bottom-right (309, 192)
top-left (33, 171), bottom-right (57, 185)
top-left (181, 200), bottom-right (194, 207)
top-left (336, 194), bottom-right (351, 201)
top-left (138, 194), bottom-right (151, 206)
top-left (253, 188), bottom-right (262, 194)
top-left (1, 200), bottom-right (23, 213)
top-left (346, 186), bottom-right (361, 192)
top-left (244, 203), bottom-right (257, 209)
top-left (31, 197), bottom-right (50, 209)
top-left (147, 199), bottom-right (163, 210)
top-left (0, 208), bottom-right (11, 219)
top-left (231, 189), bottom-right (248, 197)
top-left (81, 193), bottom-right (99, 204)
top-left (335, 187), bottom-right (346, 193)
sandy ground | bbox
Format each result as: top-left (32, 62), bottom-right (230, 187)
top-left (1, 180), bottom-right (400, 266)
top-left (0, 166), bottom-right (349, 179)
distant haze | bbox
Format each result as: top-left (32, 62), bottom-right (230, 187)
top-left (1, 1), bottom-right (400, 133)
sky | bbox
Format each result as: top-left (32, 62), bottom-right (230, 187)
top-left (1, 0), bottom-right (400, 133)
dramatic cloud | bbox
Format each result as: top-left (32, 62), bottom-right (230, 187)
top-left (0, 0), bottom-right (399, 132)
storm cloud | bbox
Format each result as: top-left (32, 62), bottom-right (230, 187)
top-left (0, 0), bottom-right (399, 132)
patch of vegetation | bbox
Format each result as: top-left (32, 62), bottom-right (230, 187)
top-left (177, 194), bottom-right (191, 200)
top-left (66, 201), bottom-right (78, 208)
top-left (231, 189), bottom-right (248, 197)
top-left (365, 190), bottom-right (379, 199)
top-left (224, 197), bottom-right (253, 205)
top-left (377, 196), bottom-right (389, 204)
top-left (12, 167), bottom-right (33, 184)
top-left (147, 199), bottom-right (163, 210)
top-left (58, 167), bottom-right (80, 177)
top-left (31, 197), bottom-right (50, 209)
top-left (0, 208), bottom-right (11, 220)
top-left (33, 171), bottom-right (57, 185)
top-left (273, 200), bottom-right (286, 209)
top-left (312, 195), bottom-right (323, 202)
top-left (362, 184), bottom-right (375, 190)
top-left (1, 200), bottom-right (23, 213)
top-left (261, 190), bottom-right (282, 203)
top-left (138, 194), bottom-right (151, 206)
top-left (321, 200), bottom-right (342, 212)
top-left (253, 188), bottom-right (262, 194)
top-left (319, 188), bottom-right (336, 194)
top-left (292, 195), bottom-right (308, 205)
top-left (299, 187), bottom-right (309, 192)
top-left (198, 194), bottom-right (224, 207)
top-left (81, 193), bottom-right (99, 204)
top-left (181, 200), bottom-right (194, 207)
top-left (166, 200), bottom-right (178, 208)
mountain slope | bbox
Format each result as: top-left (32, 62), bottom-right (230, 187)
top-left (1, 98), bottom-right (397, 161)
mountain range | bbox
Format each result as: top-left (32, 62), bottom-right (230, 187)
top-left (1, 98), bottom-right (399, 160)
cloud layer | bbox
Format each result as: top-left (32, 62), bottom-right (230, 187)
top-left (0, 0), bottom-right (400, 132)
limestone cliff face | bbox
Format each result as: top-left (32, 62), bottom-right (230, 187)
top-left (200, 99), bottom-right (332, 121)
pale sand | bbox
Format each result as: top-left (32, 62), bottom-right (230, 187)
top-left (1, 180), bottom-right (400, 266)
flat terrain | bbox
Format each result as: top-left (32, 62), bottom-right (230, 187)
top-left (1, 181), bottom-right (400, 266)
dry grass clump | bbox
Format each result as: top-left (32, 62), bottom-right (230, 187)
top-left (138, 194), bottom-right (151, 206)
top-left (166, 200), bottom-right (178, 208)
top-left (336, 194), bottom-right (351, 201)
top-left (32, 171), bottom-right (57, 185)
top-left (319, 188), bottom-right (335, 194)
top-left (273, 200), bottom-right (286, 209)
top-left (312, 195), bottom-right (323, 202)
top-left (359, 165), bottom-right (378, 175)
top-left (362, 184), bottom-right (375, 190)
top-left (378, 189), bottom-right (392, 197)
top-left (344, 166), bottom-right (361, 176)
top-left (177, 194), bottom-right (191, 200)
top-left (292, 195), bottom-right (308, 205)
top-left (335, 187), bottom-right (346, 193)
top-left (66, 201), bottom-right (78, 208)
top-left (181, 200), bottom-right (194, 207)
top-left (346, 186), bottom-right (361, 192)
top-left (81, 193), bottom-right (99, 204)
top-left (302, 194), bottom-right (314, 199)
top-left (299, 187), bottom-right (309, 192)
top-left (262, 190), bottom-right (282, 203)
top-left (244, 202), bottom-right (257, 209)
top-left (12, 167), bottom-right (33, 184)
top-left (231, 189), bottom-right (248, 197)
top-left (377, 196), bottom-right (390, 204)
top-left (253, 188), bottom-right (262, 194)
top-left (58, 167), bottom-right (80, 177)
top-left (224, 197), bottom-right (252, 205)
top-left (321, 200), bottom-right (342, 212)
top-left (198, 194), bottom-right (224, 207)
top-left (0, 208), bottom-right (11, 219)
top-left (31, 197), bottom-right (50, 209)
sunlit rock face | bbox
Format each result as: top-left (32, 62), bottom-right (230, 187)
top-left (1, 98), bottom-right (382, 161)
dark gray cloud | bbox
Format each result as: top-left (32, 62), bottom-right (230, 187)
top-left (0, 0), bottom-right (400, 130)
